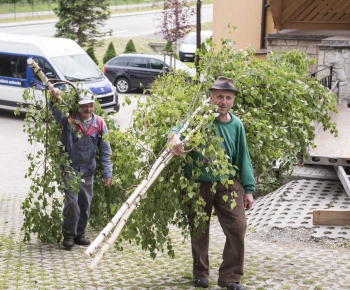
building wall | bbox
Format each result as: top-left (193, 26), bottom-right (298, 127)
top-left (212, 0), bottom-right (276, 55)
top-left (318, 38), bottom-right (350, 101)
top-left (267, 31), bottom-right (350, 101)
top-left (212, 0), bottom-right (350, 101)
top-left (267, 33), bottom-right (320, 73)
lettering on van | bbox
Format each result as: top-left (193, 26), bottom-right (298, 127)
top-left (0, 77), bottom-right (21, 86)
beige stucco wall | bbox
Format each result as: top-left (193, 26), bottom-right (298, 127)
top-left (212, 0), bottom-right (276, 54)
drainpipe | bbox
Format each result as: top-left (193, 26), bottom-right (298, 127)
top-left (260, 0), bottom-right (270, 49)
top-left (196, 0), bottom-right (201, 75)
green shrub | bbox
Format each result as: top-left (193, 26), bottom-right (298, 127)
top-left (123, 39), bottom-right (137, 54)
top-left (86, 46), bottom-right (99, 65)
top-left (103, 42), bottom-right (117, 64)
top-left (162, 41), bottom-right (173, 52)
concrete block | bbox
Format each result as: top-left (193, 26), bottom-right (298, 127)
top-left (286, 40), bottom-right (298, 46)
top-left (324, 50), bottom-right (338, 66)
top-left (318, 50), bottom-right (325, 65)
top-left (271, 39), bottom-right (287, 46)
top-left (306, 45), bottom-right (318, 55)
top-left (342, 49), bottom-right (350, 59)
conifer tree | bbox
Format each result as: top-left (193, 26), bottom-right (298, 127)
top-left (86, 47), bottom-right (99, 65)
top-left (123, 39), bottom-right (137, 54)
top-left (54, 0), bottom-right (112, 47)
top-left (162, 40), bottom-right (174, 52)
top-left (103, 42), bottom-right (117, 64)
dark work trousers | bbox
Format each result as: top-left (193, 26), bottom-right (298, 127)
top-left (62, 171), bottom-right (94, 237)
top-left (189, 177), bottom-right (247, 283)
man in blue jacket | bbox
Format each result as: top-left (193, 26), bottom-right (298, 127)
top-left (50, 90), bottom-right (113, 249)
top-left (168, 76), bottom-right (255, 290)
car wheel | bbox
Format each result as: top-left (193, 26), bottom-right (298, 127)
top-left (115, 78), bottom-right (130, 93)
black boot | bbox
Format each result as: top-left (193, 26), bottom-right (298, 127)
top-left (74, 235), bottom-right (90, 245)
top-left (62, 235), bottom-right (75, 249)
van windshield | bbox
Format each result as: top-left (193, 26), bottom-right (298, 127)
top-left (184, 33), bottom-right (211, 45)
top-left (184, 34), bottom-right (196, 44)
top-left (51, 54), bottom-right (104, 82)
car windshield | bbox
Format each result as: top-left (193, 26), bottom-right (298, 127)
top-left (51, 54), bottom-right (104, 82)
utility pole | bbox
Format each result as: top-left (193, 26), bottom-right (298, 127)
top-left (195, 0), bottom-right (201, 75)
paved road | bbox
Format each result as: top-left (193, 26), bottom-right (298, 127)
top-left (0, 5), bottom-right (213, 39)
top-left (0, 4), bottom-right (154, 19)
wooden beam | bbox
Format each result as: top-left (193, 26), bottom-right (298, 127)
top-left (280, 22), bottom-right (350, 30)
top-left (269, 0), bottom-right (283, 30)
top-left (313, 209), bottom-right (350, 226)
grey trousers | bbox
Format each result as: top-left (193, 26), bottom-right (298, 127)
top-left (62, 173), bottom-right (94, 237)
top-left (189, 177), bottom-right (247, 283)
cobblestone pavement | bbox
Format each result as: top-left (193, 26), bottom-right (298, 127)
top-left (1, 113), bottom-right (350, 290)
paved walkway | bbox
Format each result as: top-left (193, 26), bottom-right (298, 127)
top-left (1, 111), bottom-right (350, 289)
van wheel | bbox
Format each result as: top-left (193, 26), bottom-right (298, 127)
top-left (115, 78), bottom-right (130, 93)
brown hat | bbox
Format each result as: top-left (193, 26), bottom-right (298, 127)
top-left (209, 76), bottom-right (239, 94)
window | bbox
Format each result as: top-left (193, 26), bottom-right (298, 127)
top-left (110, 57), bottom-right (129, 66)
top-left (51, 54), bottom-right (103, 81)
top-left (184, 34), bottom-right (196, 44)
top-left (130, 57), bottom-right (148, 68)
top-left (32, 57), bottom-right (57, 81)
top-left (0, 53), bottom-right (27, 79)
top-left (149, 59), bottom-right (164, 70)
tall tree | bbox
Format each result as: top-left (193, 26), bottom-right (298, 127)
top-left (154, 0), bottom-right (196, 45)
top-left (54, 0), bottom-right (112, 47)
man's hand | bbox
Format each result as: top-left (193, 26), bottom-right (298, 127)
top-left (50, 88), bottom-right (61, 103)
top-left (244, 194), bottom-right (254, 210)
top-left (103, 178), bottom-right (112, 186)
top-left (167, 133), bottom-right (184, 156)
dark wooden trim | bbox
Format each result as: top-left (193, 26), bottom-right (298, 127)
top-left (270, 0), bottom-right (350, 31)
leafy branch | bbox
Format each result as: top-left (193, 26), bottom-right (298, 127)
top-left (17, 32), bottom-right (337, 262)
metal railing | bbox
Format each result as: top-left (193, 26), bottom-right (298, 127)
top-left (309, 65), bottom-right (339, 96)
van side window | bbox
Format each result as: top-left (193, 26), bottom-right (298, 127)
top-left (32, 57), bottom-right (57, 81)
top-left (0, 54), bottom-right (27, 79)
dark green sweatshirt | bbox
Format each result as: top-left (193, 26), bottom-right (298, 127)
top-left (172, 112), bottom-right (255, 194)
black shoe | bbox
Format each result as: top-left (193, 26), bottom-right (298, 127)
top-left (62, 236), bottom-right (74, 249)
top-left (218, 280), bottom-right (245, 290)
top-left (193, 277), bottom-right (209, 288)
top-left (74, 235), bottom-right (90, 245)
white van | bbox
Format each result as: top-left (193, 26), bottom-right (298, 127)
top-left (0, 33), bottom-right (120, 113)
top-left (178, 30), bottom-right (212, 62)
